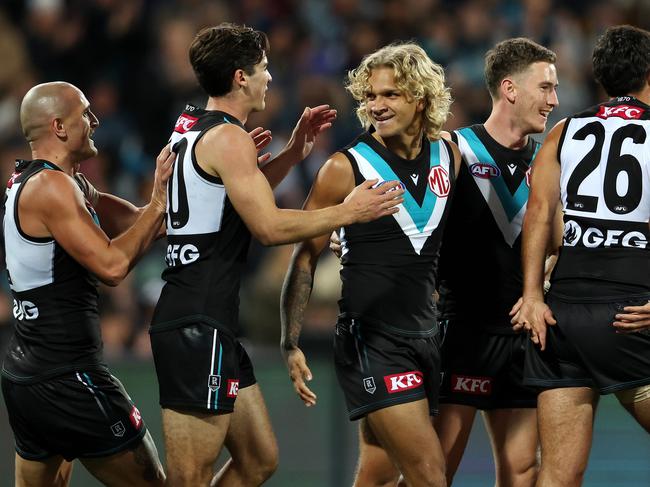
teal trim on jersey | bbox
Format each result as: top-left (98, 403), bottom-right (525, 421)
top-left (458, 127), bottom-right (529, 221)
top-left (213, 341), bottom-right (223, 410)
top-left (43, 163), bottom-right (54, 170)
top-left (354, 141), bottom-right (440, 232)
top-left (223, 117), bottom-right (231, 124)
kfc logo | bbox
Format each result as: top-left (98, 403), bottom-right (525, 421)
top-left (129, 405), bottom-right (142, 430)
top-left (227, 379), bottom-right (239, 398)
top-left (174, 114), bottom-right (199, 133)
top-left (428, 166), bottom-right (450, 197)
top-left (596, 105), bottom-right (644, 120)
top-left (384, 371), bottom-right (424, 393)
top-left (451, 374), bottom-right (492, 395)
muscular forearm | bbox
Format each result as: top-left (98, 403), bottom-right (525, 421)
top-left (521, 205), bottom-right (554, 300)
top-left (95, 193), bottom-right (141, 238)
top-left (281, 260), bottom-right (315, 350)
top-left (261, 148), bottom-right (299, 189)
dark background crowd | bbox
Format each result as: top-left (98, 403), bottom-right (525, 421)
top-left (0, 0), bottom-right (649, 359)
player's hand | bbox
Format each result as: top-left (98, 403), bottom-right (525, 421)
top-left (344, 179), bottom-right (404, 224)
top-left (282, 347), bottom-right (317, 407)
top-left (285, 105), bottom-right (337, 162)
top-left (509, 297), bottom-right (523, 321)
top-left (613, 300), bottom-right (650, 333)
top-left (511, 297), bottom-right (556, 350)
top-left (330, 231), bottom-right (342, 259)
top-left (150, 145), bottom-right (176, 213)
top-left (249, 126), bottom-right (273, 165)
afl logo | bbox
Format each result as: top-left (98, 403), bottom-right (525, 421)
top-left (563, 220), bottom-right (582, 246)
top-left (470, 163), bottom-right (500, 179)
top-left (428, 166), bottom-right (450, 198)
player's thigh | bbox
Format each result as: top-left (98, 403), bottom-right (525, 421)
top-left (616, 387), bottom-right (650, 433)
top-left (434, 403), bottom-right (477, 473)
top-left (222, 383), bottom-right (278, 465)
top-left (483, 408), bottom-right (538, 465)
top-left (355, 418), bottom-right (401, 487)
top-left (15, 455), bottom-right (73, 487)
top-left (366, 399), bottom-right (444, 470)
top-left (80, 431), bottom-right (164, 487)
top-left (536, 387), bottom-right (598, 470)
top-left (162, 407), bottom-right (231, 467)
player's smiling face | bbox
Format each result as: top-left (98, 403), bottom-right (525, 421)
top-left (514, 61), bottom-right (559, 134)
top-left (364, 67), bottom-right (423, 139)
top-left (64, 88), bottom-right (99, 161)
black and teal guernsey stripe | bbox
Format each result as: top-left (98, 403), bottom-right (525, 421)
top-left (338, 132), bottom-right (456, 337)
top-left (2, 159), bottom-right (104, 383)
top-left (151, 105), bottom-right (251, 337)
top-left (437, 125), bottom-right (539, 332)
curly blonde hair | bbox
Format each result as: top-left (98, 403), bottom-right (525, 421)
top-left (346, 43), bottom-right (452, 140)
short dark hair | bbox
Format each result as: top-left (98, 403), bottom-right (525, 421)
top-left (593, 25), bottom-right (650, 97)
top-left (189, 22), bottom-right (269, 97)
top-left (484, 38), bottom-right (556, 98)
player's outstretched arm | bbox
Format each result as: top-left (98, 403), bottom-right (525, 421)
top-left (198, 124), bottom-right (404, 246)
top-left (27, 146), bottom-right (174, 286)
top-left (280, 154), bottom-right (354, 406)
top-left (511, 121), bottom-right (564, 350)
top-left (260, 105), bottom-right (337, 188)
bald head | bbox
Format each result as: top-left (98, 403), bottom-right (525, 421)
top-left (20, 81), bottom-right (82, 142)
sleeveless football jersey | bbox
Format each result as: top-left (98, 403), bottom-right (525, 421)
top-left (151, 105), bottom-right (251, 336)
top-left (338, 132), bottom-right (456, 337)
top-left (552, 96), bottom-right (650, 296)
top-left (2, 160), bottom-right (103, 383)
top-left (437, 125), bottom-right (539, 331)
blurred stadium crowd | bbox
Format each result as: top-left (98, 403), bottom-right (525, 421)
top-left (0, 0), bottom-right (648, 360)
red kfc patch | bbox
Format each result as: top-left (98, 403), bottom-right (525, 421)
top-left (384, 371), bottom-right (424, 393)
top-left (174, 114), bottom-right (199, 133)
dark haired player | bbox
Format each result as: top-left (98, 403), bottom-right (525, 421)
top-left (514, 25), bottom-right (650, 487)
top-left (149, 23), bottom-right (404, 486)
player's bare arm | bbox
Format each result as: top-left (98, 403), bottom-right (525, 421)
top-left (280, 153), bottom-right (355, 406)
top-left (20, 146), bottom-right (174, 286)
top-left (511, 120), bottom-right (564, 349)
top-left (260, 105), bottom-right (337, 188)
top-left (197, 124), bottom-right (404, 245)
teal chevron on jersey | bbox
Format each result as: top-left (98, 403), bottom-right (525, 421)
top-left (353, 141), bottom-right (439, 232)
top-left (458, 127), bottom-right (529, 221)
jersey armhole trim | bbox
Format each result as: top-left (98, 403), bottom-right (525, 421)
top-left (191, 125), bottom-right (229, 185)
top-left (13, 170), bottom-right (55, 244)
top-left (556, 118), bottom-right (572, 164)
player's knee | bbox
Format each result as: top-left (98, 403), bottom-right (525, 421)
top-left (496, 449), bottom-right (539, 483)
top-left (242, 441), bottom-right (279, 484)
top-left (402, 458), bottom-right (445, 487)
top-left (541, 463), bottom-right (586, 487)
top-left (355, 464), bottom-right (400, 487)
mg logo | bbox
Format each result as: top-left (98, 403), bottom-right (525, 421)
top-left (451, 374), bottom-right (492, 395)
top-left (384, 371), bottom-right (423, 393)
top-left (208, 374), bottom-right (221, 392)
top-left (13, 299), bottom-right (39, 320)
top-left (428, 166), bottom-right (450, 197)
top-left (363, 377), bottom-right (376, 394)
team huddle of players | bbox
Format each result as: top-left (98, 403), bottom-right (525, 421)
top-left (2, 19), bottom-right (650, 487)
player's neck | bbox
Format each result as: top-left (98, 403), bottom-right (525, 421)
top-left (374, 130), bottom-right (423, 160)
top-left (205, 95), bottom-right (249, 125)
top-left (627, 86), bottom-right (650, 106)
top-left (30, 145), bottom-right (77, 175)
top-left (483, 107), bottom-right (529, 150)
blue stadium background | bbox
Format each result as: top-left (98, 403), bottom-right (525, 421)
top-left (0, 0), bottom-right (648, 484)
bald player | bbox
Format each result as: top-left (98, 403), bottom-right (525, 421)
top-left (1, 81), bottom-right (173, 486)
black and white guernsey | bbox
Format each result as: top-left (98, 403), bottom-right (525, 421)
top-left (552, 96), bottom-right (650, 296)
top-left (151, 105), bottom-right (252, 336)
top-left (2, 159), bottom-right (103, 383)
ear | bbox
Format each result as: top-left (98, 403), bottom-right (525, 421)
top-left (501, 77), bottom-right (517, 103)
top-left (416, 97), bottom-right (425, 113)
top-left (232, 68), bottom-right (247, 90)
top-left (52, 118), bottom-right (67, 138)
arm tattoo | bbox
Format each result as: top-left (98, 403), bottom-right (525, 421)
top-left (280, 267), bottom-right (314, 350)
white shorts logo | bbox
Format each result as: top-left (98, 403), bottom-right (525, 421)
top-left (363, 377), bottom-right (376, 394)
